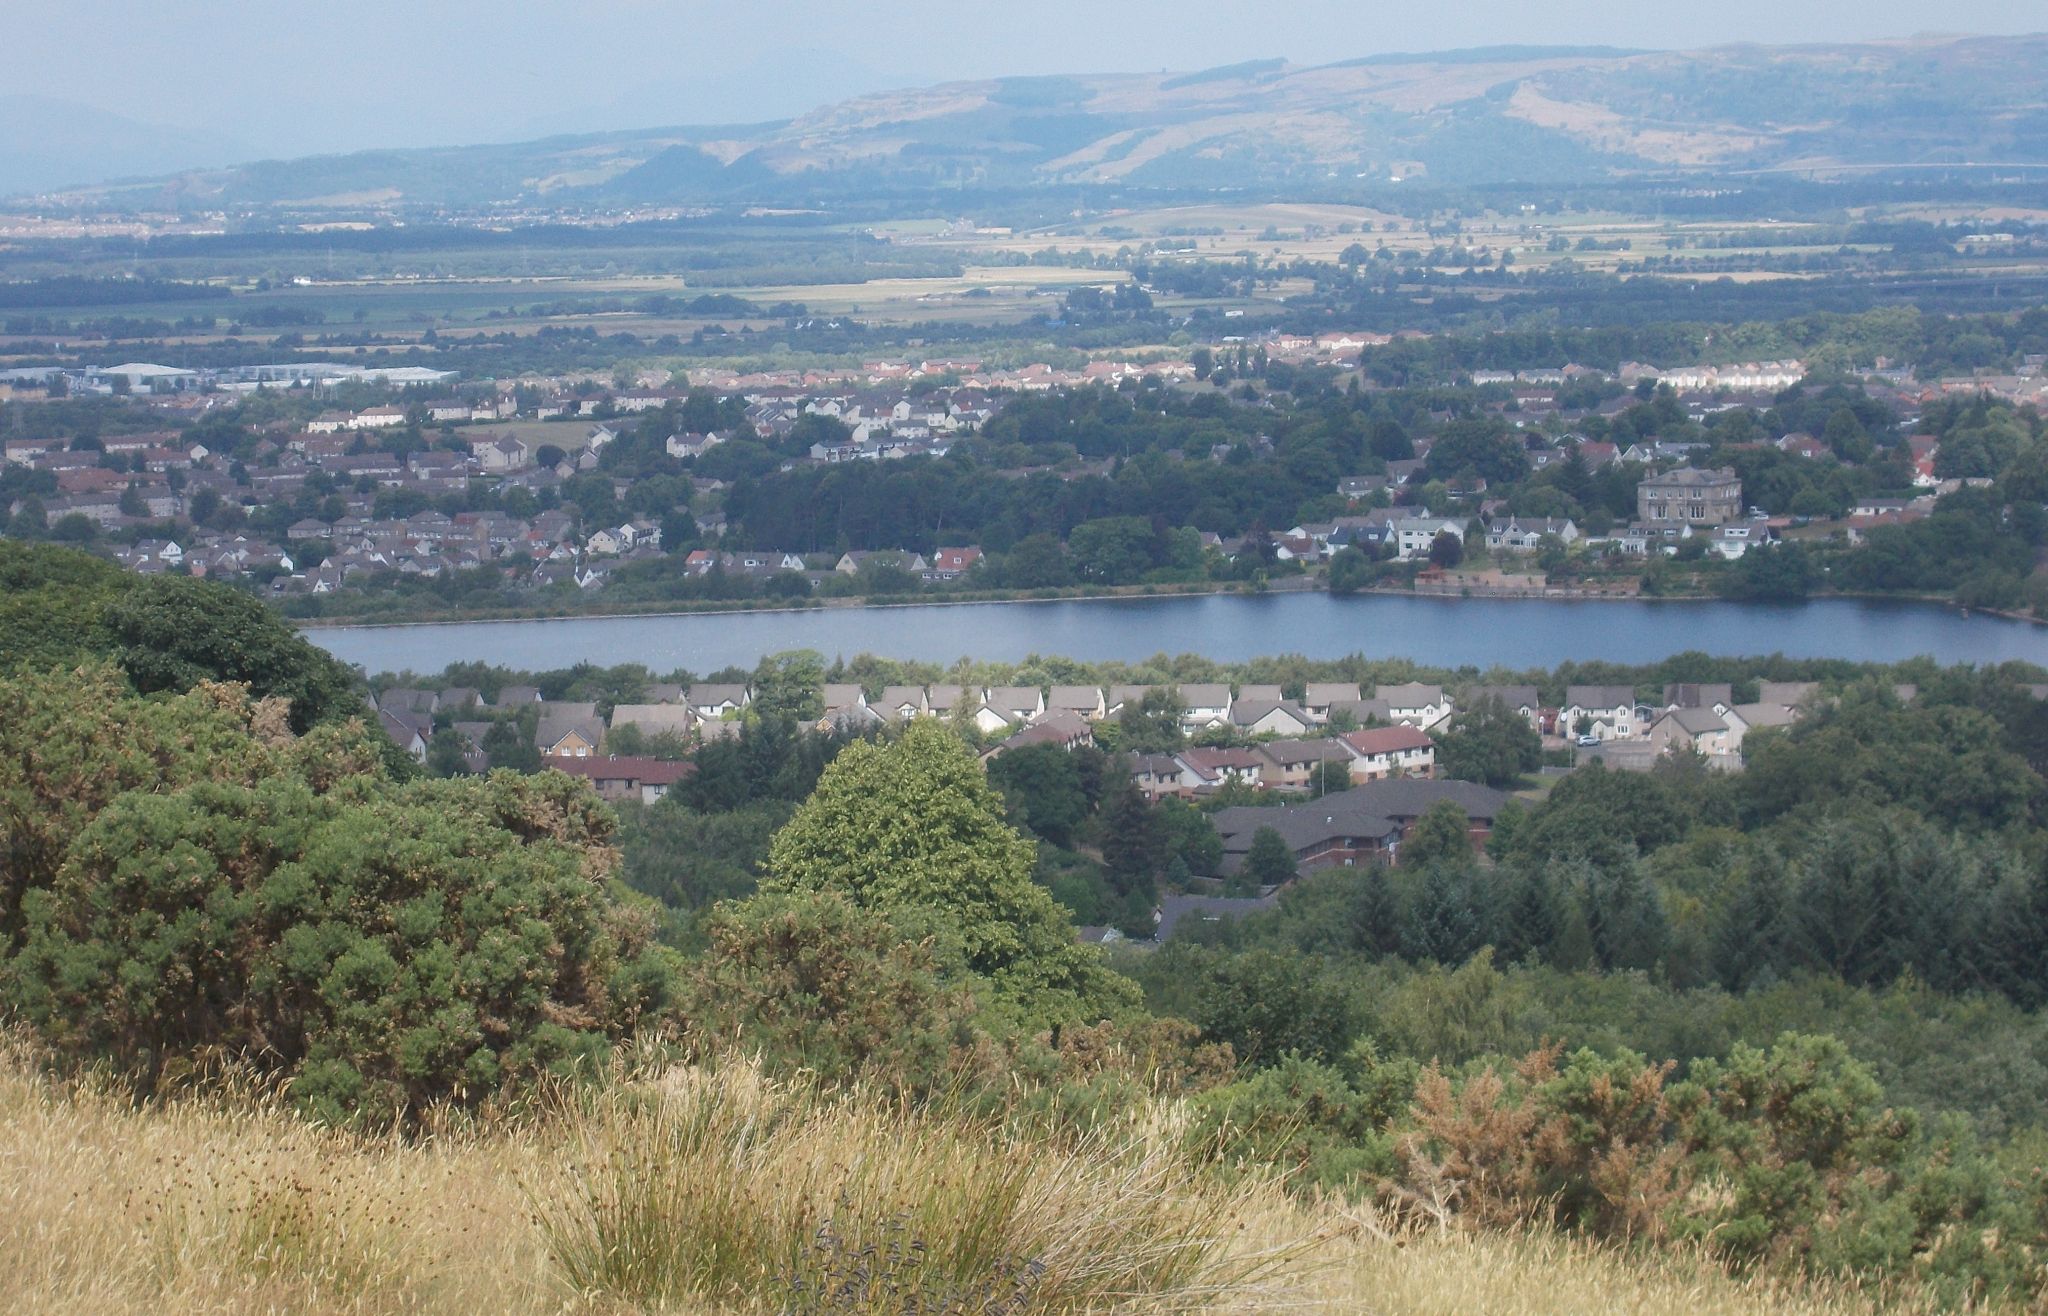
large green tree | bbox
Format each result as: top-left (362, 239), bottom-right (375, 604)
top-left (1437, 696), bottom-right (1542, 788)
top-left (764, 720), bottom-right (1135, 1024)
top-left (102, 573), bottom-right (364, 732)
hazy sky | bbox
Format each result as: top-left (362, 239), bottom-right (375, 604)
top-left (14, 0), bottom-right (2047, 160)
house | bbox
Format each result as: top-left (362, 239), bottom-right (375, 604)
top-left (1646, 707), bottom-right (1736, 760)
top-left (1257, 738), bottom-right (1354, 792)
top-left (550, 756), bottom-right (696, 805)
top-left (378, 687), bottom-right (438, 717)
top-left (1176, 684), bottom-right (1234, 731)
top-left (1153, 892), bottom-right (1282, 941)
top-left (972, 686), bottom-right (1046, 734)
top-left (1230, 699), bottom-right (1315, 737)
top-left (133, 538), bottom-right (185, 568)
top-left (1046, 685), bottom-right (1107, 721)
top-left (1130, 752), bottom-right (1194, 801)
top-left (1176, 747), bottom-right (1271, 793)
top-left (1104, 685), bottom-right (1157, 720)
top-left (376, 708), bottom-right (430, 763)
top-left (926, 685), bottom-right (969, 718)
top-left (349, 405), bottom-right (408, 430)
top-left (1563, 686), bottom-right (1640, 741)
top-left (1662, 684), bottom-right (1734, 716)
top-left (1725, 701), bottom-right (1800, 751)
top-left (813, 685), bottom-right (881, 733)
top-left (1463, 685), bottom-right (1543, 733)
top-left (819, 685), bottom-right (869, 720)
top-left (473, 436), bottom-right (530, 472)
top-left (1393, 516), bottom-right (1466, 560)
top-left (1485, 517), bottom-right (1580, 553)
top-left (985, 710), bottom-right (1095, 759)
top-left (1709, 524), bottom-right (1766, 560)
top-left (1636, 468), bottom-right (1743, 526)
top-left (1210, 780), bottom-right (1511, 874)
top-left (496, 685), bottom-right (542, 709)
top-left (1375, 683), bottom-right (1453, 731)
top-left (536, 703), bottom-right (605, 758)
top-left (1301, 683), bottom-right (1363, 723)
top-left (607, 704), bottom-right (698, 746)
top-left (665, 431), bottom-right (728, 460)
top-left (875, 686), bottom-right (928, 721)
top-left (835, 549), bottom-right (930, 576)
top-left (924, 546), bottom-right (984, 581)
top-left (1756, 682), bottom-right (1820, 710)
top-left (1340, 725), bottom-right (1437, 782)
top-left (687, 684), bottom-right (751, 721)
top-left (437, 687), bottom-right (483, 714)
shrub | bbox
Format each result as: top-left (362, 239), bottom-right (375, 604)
top-left (679, 890), bottom-right (984, 1099)
top-left (0, 669), bottom-right (677, 1126)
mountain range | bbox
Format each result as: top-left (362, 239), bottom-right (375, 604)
top-left (17, 34), bottom-right (2048, 210)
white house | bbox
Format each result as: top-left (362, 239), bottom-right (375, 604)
top-left (1393, 517), bottom-right (1466, 560)
top-left (1376, 683), bottom-right (1453, 731)
top-left (1486, 517), bottom-right (1580, 554)
top-left (349, 405), bottom-right (408, 430)
top-left (1709, 524), bottom-right (1762, 560)
top-left (972, 686), bottom-right (1045, 734)
top-left (1175, 684), bottom-right (1234, 731)
top-left (687, 684), bottom-right (751, 720)
top-left (1563, 685), bottom-right (1639, 741)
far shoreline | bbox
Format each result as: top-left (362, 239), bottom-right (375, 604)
top-left (295, 579), bottom-right (2029, 634)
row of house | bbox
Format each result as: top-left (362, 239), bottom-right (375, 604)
top-left (1129, 724), bottom-right (1439, 800)
top-left (845, 681), bottom-right (1458, 736)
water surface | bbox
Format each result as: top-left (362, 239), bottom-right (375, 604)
top-left (307, 592), bottom-right (2047, 676)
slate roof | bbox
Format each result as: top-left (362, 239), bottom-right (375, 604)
top-left (1155, 892), bottom-right (1282, 942)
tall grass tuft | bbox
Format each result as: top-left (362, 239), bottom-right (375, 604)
top-left (533, 1060), bottom-right (1307, 1312)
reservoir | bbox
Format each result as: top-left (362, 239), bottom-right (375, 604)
top-left (306, 592), bottom-right (2048, 676)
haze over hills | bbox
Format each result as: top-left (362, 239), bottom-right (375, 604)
top-left (15, 33), bottom-right (2048, 210)
top-left (0, 95), bottom-right (254, 197)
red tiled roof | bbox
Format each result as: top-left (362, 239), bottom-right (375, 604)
top-left (1341, 726), bottom-right (1434, 756)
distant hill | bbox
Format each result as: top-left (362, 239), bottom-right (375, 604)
top-left (29, 34), bottom-right (2048, 209)
top-left (0, 95), bottom-right (252, 196)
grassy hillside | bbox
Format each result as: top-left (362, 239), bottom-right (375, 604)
top-left (36, 33), bottom-right (2048, 210)
top-left (0, 1040), bottom-right (1918, 1315)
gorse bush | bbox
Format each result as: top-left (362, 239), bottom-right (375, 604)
top-left (679, 889), bottom-right (985, 1099)
top-left (0, 667), bottom-right (677, 1125)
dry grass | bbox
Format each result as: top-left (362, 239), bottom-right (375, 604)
top-left (0, 1037), bottom-right (1955, 1315)
top-left (535, 1063), bottom-right (1307, 1312)
top-left (1299, 1217), bottom-right (1925, 1316)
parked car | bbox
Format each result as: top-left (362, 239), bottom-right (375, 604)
top-left (1576, 733), bottom-right (1601, 747)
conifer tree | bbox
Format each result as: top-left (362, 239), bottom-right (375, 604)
top-left (1403, 864), bottom-right (1482, 965)
top-left (1350, 868), bottom-right (1405, 958)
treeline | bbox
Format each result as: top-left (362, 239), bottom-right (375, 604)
top-left (0, 275), bottom-right (231, 309)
